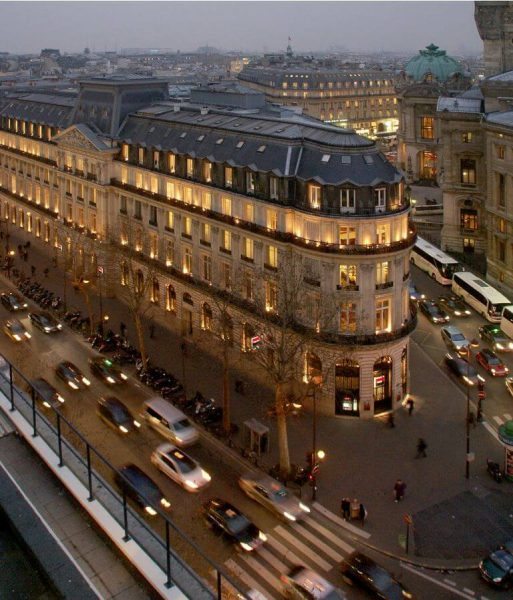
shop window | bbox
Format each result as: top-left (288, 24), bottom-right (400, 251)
top-left (201, 303), bottom-right (212, 331)
top-left (373, 356), bottom-right (392, 414)
top-left (460, 209), bottom-right (478, 231)
top-left (460, 159), bottom-right (476, 185)
top-left (335, 360), bottom-right (360, 416)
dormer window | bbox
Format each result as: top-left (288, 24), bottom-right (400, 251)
top-left (203, 161), bottom-right (212, 183)
top-left (122, 144), bottom-right (129, 161)
top-left (246, 172), bottom-right (255, 195)
top-left (168, 153), bottom-right (176, 173)
top-left (138, 147), bottom-right (145, 165)
top-left (270, 177), bottom-right (278, 200)
top-left (374, 188), bottom-right (386, 211)
top-left (340, 188), bottom-right (356, 213)
top-left (308, 184), bottom-right (321, 210)
top-left (186, 158), bottom-right (194, 179)
top-left (153, 150), bottom-right (160, 169)
top-left (224, 167), bottom-right (233, 188)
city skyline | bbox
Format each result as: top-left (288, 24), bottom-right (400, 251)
top-left (0, 1), bottom-right (482, 56)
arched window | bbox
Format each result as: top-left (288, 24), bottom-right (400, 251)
top-left (373, 356), bottom-right (393, 414)
top-left (335, 359), bottom-right (360, 416)
top-left (120, 262), bottom-right (129, 286)
top-left (183, 292), bottom-right (193, 306)
top-left (201, 303), bottom-right (212, 331)
top-left (166, 285), bottom-right (176, 312)
top-left (304, 352), bottom-right (322, 385)
top-left (135, 269), bottom-right (144, 294)
top-left (44, 221), bottom-right (50, 242)
top-left (220, 312), bottom-right (233, 345)
top-left (151, 277), bottom-right (160, 304)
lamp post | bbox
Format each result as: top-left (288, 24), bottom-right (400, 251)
top-left (310, 381), bottom-right (325, 501)
top-left (97, 265), bottom-right (104, 334)
top-left (465, 339), bottom-right (480, 479)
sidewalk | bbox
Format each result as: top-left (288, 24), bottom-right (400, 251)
top-left (6, 228), bottom-right (513, 569)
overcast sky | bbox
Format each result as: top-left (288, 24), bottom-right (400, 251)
top-left (0, 1), bottom-right (482, 56)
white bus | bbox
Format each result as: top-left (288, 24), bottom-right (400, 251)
top-left (410, 237), bottom-right (461, 285)
top-left (500, 305), bottom-right (513, 338)
top-left (452, 271), bottom-right (511, 322)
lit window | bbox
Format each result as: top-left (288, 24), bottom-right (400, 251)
top-left (202, 255), bottom-right (212, 282)
top-left (461, 159), bottom-right (476, 185)
top-left (244, 204), bottom-right (254, 222)
top-left (267, 209), bottom-right (278, 230)
top-left (374, 188), bottom-right (386, 209)
top-left (496, 145), bottom-right (505, 159)
top-left (183, 247), bottom-right (192, 274)
top-left (243, 237), bottom-right (254, 259)
top-left (122, 144), bottom-right (129, 161)
top-left (308, 184), bottom-right (321, 209)
top-left (186, 158), bottom-right (194, 178)
top-left (267, 245), bottom-right (278, 268)
top-left (340, 301), bottom-right (357, 332)
top-left (203, 161), bottom-right (212, 183)
top-left (460, 209), bottom-right (478, 231)
top-left (462, 132), bottom-right (473, 143)
top-left (246, 172), bottom-right (255, 194)
top-left (420, 116), bottom-right (434, 139)
top-left (183, 216), bottom-right (192, 236)
top-left (340, 188), bottom-right (355, 212)
top-left (339, 226), bottom-right (356, 245)
top-left (375, 298), bottom-right (391, 333)
top-left (222, 230), bottom-right (231, 251)
top-left (165, 241), bottom-right (175, 266)
top-left (265, 281), bottom-right (278, 311)
top-left (201, 222), bottom-right (211, 243)
top-left (166, 211), bottom-right (174, 230)
top-left (225, 167), bottom-right (233, 188)
top-left (168, 153), bottom-right (176, 173)
top-left (376, 261), bottom-right (390, 285)
top-left (153, 150), bottom-right (160, 169)
top-left (340, 264), bottom-right (357, 287)
top-left (166, 181), bottom-right (175, 199)
top-left (222, 196), bottom-right (232, 216)
top-left (138, 147), bottom-right (145, 165)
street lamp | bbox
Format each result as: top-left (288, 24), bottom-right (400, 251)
top-left (310, 379), bottom-right (325, 501)
top-left (465, 339), bottom-right (480, 479)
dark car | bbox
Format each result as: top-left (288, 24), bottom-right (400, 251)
top-left (114, 464), bottom-right (170, 516)
top-left (479, 325), bottom-right (513, 352)
top-left (444, 353), bottom-right (485, 387)
top-left (476, 349), bottom-right (509, 377)
top-left (479, 541), bottom-right (513, 588)
top-left (408, 285), bottom-right (425, 303)
top-left (3, 318), bottom-right (31, 342)
top-left (203, 498), bottom-right (267, 552)
top-left (97, 397), bottom-right (141, 434)
top-left (1, 292), bottom-right (28, 312)
top-left (30, 378), bottom-right (65, 409)
top-left (340, 552), bottom-right (413, 599)
top-left (29, 311), bottom-right (62, 333)
top-left (419, 300), bottom-right (450, 324)
top-left (438, 294), bottom-right (471, 317)
top-left (89, 358), bottom-right (128, 384)
top-left (55, 361), bottom-right (91, 390)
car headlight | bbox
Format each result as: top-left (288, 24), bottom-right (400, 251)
top-left (478, 375), bottom-right (485, 382)
top-left (68, 381), bottom-right (79, 390)
top-left (493, 576), bottom-right (503, 583)
top-left (201, 469), bottom-right (211, 482)
top-left (496, 343), bottom-right (504, 350)
top-left (82, 377), bottom-right (91, 386)
top-left (12, 334), bottom-right (21, 341)
top-left (402, 592), bottom-right (413, 599)
top-left (119, 425), bottom-right (129, 433)
top-left (24, 332), bottom-right (31, 339)
top-left (145, 506), bottom-right (157, 516)
top-left (454, 311), bottom-right (461, 316)
top-left (43, 401), bottom-right (51, 408)
top-left (44, 326), bottom-right (51, 332)
top-left (506, 367), bottom-right (510, 373)
top-left (185, 480), bottom-right (199, 489)
top-left (160, 498), bottom-right (171, 508)
top-left (258, 531), bottom-right (267, 542)
top-left (57, 395), bottom-right (65, 403)
top-left (465, 310), bottom-right (471, 315)
top-left (240, 542), bottom-right (254, 552)
top-left (133, 420), bottom-right (141, 428)
top-left (283, 511), bottom-right (296, 521)
top-left (462, 376), bottom-right (474, 385)
top-left (509, 343), bottom-right (513, 350)
top-left (57, 324), bottom-right (62, 330)
top-left (299, 502), bottom-right (310, 513)
top-left (107, 376), bottom-right (116, 384)
top-left (120, 373), bottom-right (128, 380)
top-left (23, 303), bottom-right (28, 308)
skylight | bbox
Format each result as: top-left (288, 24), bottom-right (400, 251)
top-left (257, 145), bottom-right (266, 153)
top-left (197, 135), bottom-right (205, 141)
top-left (321, 154), bottom-right (330, 163)
top-left (180, 132), bottom-right (187, 138)
top-left (363, 155), bottom-right (374, 165)
top-left (216, 138), bottom-right (224, 145)
top-left (341, 156), bottom-right (351, 165)
top-left (236, 141), bottom-right (244, 149)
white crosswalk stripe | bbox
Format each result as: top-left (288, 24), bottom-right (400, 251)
top-left (219, 510), bottom-right (358, 599)
top-left (493, 415), bottom-right (504, 425)
top-left (504, 413), bottom-right (512, 421)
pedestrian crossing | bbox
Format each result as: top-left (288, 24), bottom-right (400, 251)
top-left (491, 413), bottom-right (512, 426)
top-left (214, 506), bottom-right (366, 599)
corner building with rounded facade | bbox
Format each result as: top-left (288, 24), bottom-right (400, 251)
top-left (0, 77), bottom-right (415, 418)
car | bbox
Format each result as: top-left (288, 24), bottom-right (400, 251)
top-left (55, 361), bottom-right (91, 390)
top-left (408, 285), bottom-right (425, 303)
top-left (203, 498), bottom-right (267, 551)
top-left (239, 473), bottom-right (310, 522)
top-left (281, 565), bottom-right (346, 599)
top-left (28, 311), bottom-right (62, 333)
top-left (3, 318), bottom-right (31, 342)
top-left (151, 443), bottom-right (211, 492)
top-left (479, 325), bottom-right (513, 352)
top-left (340, 552), bottom-right (413, 599)
top-left (440, 325), bottom-right (470, 355)
top-left (479, 541), bottom-right (513, 589)
top-left (89, 358), bottom-right (128, 384)
top-left (30, 378), bottom-right (65, 409)
top-left (1, 291), bottom-right (28, 312)
top-left (438, 294), bottom-right (471, 317)
top-left (114, 464), bottom-right (171, 516)
top-left (476, 349), bottom-right (509, 377)
top-left (97, 397), bottom-right (141, 434)
top-left (419, 300), bottom-right (450, 324)
top-left (444, 353), bottom-right (485, 387)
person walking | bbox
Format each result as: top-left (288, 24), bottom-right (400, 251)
top-left (406, 398), bottom-right (414, 416)
top-left (387, 413), bottom-right (395, 428)
top-left (340, 497), bottom-right (351, 521)
top-left (416, 438), bottom-right (427, 458)
top-left (394, 479), bottom-right (406, 502)
top-left (359, 502), bottom-right (367, 526)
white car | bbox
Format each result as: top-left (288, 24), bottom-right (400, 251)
top-left (151, 443), bottom-right (211, 492)
top-left (441, 325), bottom-right (470, 355)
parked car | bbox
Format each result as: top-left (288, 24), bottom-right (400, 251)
top-left (89, 358), bottom-right (128, 384)
top-left (419, 300), bottom-right (449, 324)
top-left (438, 294), bottom-right (471, 317)
top-left (479, 540), bottom-right (513, 589)
top-left (444, 353), bottom-right (485, 387)
top-left (408, 285), bottom-right (425, 303)
top-left (3, 318), bottom-right (31, 342)
top-left (114, 464), bottom-right (170, 516)
top-left (340, 552), bottom-right (413, 599)
top-left (1, 291), bottom-right (27, 312)
top-left (479, 325), bottom-right (513, 352)
top-left (97, 397), bottom-right (141, 434)
top-left (29, 311), bottom-right (62, 333)
top-left (476, 349), bottom-right (509, 377)
top-left (203, 498), bottom-right (266, 552)
top-left (239, 473), bottom-right (310, 522)
top-left (55, 361), bottom-right (90, 390)
top-left (281, 566), bottom-right (346, 599)
top-left (441, 325), bottom-right (470, 355)
top-left (151, 443), bottom-right (211, 492)
top-left (30, 378), bottom-right (65, 409)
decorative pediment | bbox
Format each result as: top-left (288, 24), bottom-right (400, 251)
top-left (53, 124), bottom-right (112, 153)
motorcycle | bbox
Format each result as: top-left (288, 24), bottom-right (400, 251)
top-left (487, 458), bottom-right (503, 483)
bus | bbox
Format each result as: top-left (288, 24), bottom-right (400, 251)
top-left (500, 305), bottom-right (513, 338)
top-left (452, 271), bottom-right (511, 322)
top-left (410, 237), bottom-right (461, 285)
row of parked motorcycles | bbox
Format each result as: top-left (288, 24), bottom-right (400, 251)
top-left (17, 277), bottom-right (63, 311)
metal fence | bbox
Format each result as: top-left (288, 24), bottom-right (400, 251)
top-left (0, 353), bottom-right (247, 600)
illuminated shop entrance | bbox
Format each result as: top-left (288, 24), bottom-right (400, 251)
top-left (373, 356), bottom-right (392, 414)
top-left (335, 359), bottom-right (360, 416)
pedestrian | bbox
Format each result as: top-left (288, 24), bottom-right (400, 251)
top-left (340, 497), bottom-right (351, 521)
top-left (406, 398), bottom-right (414, 416)
top-left (23, 251), bottom-right (28, 262)
top-left (30, 265), bottom-right (36, 277)
top-left (149, 322), bottom-right (155, 339)
top-left (119, 321), bottom-right (127, 339)
top-left (350, 498), bottom-right (360, 520)
top-left (393, 479), bottom-right (406, 502)
top-left (359, 502), bottom-right (367, 526)
top-left (43, 267), bottom-right (49, 278)
top-left (416, 438), bottom-right (427, 458)
top-left (387, 413), bottom-right (395, 428)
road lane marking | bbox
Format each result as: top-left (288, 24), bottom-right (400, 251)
top-left (291, 523), bottom-right (344, 561)
top-left (274, 526), bottom-right (331, 571)
top-left (303, 516), bottom-right (356, 553)
top-left (493, 416), bottom-right (504, 425)
top-left (257, 547), bottom-right (288, 574)
top-left (266, 534), bottom-right (316, 573)
top-left (312, 502), bottom-right (371, 538)
top-left (239, 554), bottom-right (282, 593)
top-left (225, 559), bottom-right (271, 599)
top-left (401, 563), bottom-right (476, 599)
top-left (462, 589), bottom-right (475, 596)
top-left (444, 579), bottom-right (457, 586)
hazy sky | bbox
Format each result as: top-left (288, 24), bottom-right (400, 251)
top-left (0, 1), bottom-right (482, 56)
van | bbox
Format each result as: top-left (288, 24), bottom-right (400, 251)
top-left (142, 397), bottom-right (199, 447)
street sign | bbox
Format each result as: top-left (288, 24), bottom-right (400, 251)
top-left (251, 335), bottom-right (262, 350)
top-left (403, 514), bottom-right (413, 525)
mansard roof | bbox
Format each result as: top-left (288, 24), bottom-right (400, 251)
top-left (0, 93), bottom-right (74, 127)
top-left (485, 111), bottom-right (513, 128)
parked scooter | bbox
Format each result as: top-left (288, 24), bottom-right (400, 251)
top-left (487, 458), bottom-right (503, 483)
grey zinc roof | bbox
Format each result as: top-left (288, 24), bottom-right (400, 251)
top-left (0, 93), bottom-right (75, 127)
top-left (485, 111), bottom-right (513, 128)
top-left (437, 96), bottom-right (482, 114)
top-left (486, 70), bottom-right (513, 82)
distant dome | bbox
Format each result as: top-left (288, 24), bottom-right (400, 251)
top-left (405, 43), bottom-right (464, 83)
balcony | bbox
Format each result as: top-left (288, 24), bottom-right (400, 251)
top-left (375, 281), bottom-right (394, 290)
top-left (337, 284), bottom-right (359, 291)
